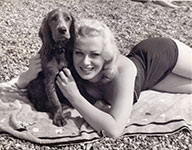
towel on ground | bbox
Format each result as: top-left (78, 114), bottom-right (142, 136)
top-left (0, 78), bottom-right (191, 144)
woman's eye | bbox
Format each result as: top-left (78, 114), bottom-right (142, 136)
top-left (91, 53), bottom-right (100, 58)
top-left (75, 51), bottom-right (83, 56)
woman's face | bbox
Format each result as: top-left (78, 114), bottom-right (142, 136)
top-left (73, 36), bottom-right (105, 82)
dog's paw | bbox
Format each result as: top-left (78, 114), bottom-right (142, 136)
top-left (53, 111), bottom-right (67, 126)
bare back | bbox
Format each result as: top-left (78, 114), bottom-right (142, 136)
top-left (82, 55), bottom-right (137, 124)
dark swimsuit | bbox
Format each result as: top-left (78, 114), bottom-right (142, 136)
top-left (126, 37), bottom-right (178, 103)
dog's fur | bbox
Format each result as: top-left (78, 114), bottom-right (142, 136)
top-left (27, 8), bottom-right (75, 126)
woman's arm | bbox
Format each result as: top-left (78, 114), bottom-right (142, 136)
top-left (56, 58), bottom-right (137, 138)
top-left (17, 53), bottom-right (42, 89)
top-left (72, 95), bottom-right (123, 138)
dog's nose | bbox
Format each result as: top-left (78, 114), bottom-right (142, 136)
top-left (58, 27), bottom-right (67, 34)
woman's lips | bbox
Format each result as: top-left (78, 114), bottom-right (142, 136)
top-left (80, 66), bottom-right (94, 72)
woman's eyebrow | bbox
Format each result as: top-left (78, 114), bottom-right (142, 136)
top-left (91, 50), bottom-right (101, 53)
top-left (75, 48), bottom-right (101, 52)
top-left (74, 48), bottom-right (82, 51)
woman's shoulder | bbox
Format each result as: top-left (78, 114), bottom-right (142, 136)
top-left (103, 55), bottom-right (137, 103)
top-left (117, 55), bottom-right (137, 76)
top-left (102, 54), bottom-right (137, 89)
top-left (106, 55), bottom-right (137, 87)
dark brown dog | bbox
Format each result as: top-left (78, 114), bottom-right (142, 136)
top-left (27, 8), bottom-right (75, 126)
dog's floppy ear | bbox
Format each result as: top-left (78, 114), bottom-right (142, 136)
top-left (68, 13), bottom-right (76, 48)
top-left (39, 14), bottom-right (53, 55)
top-left (69, 14), bottom-right (75, 37)
top-left (65, 13), bottom-right (76, 66)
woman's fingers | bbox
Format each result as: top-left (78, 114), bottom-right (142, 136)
top-left (58, 71), bottom-right (68, 83)
top-left (63, 68), bottom-right (74, 81)
top-left (35, 62), bottom-right (42, 68)
top-left (35, 58), bottom-right (42, 64)
top-left (33, 53), bottom-right (41, 59)
top-left (56, 80), bottom-right (62, 88)
top-left (30, 54), bottom-right (41, 67)
top-left (30, 53), bottom-right (40, 61)
top-left (63, 68), bottom-right (71, 77)
top-left (37, 66), bottom-right (42, 72)
top-left (56, 68), bottom-right (74, 87)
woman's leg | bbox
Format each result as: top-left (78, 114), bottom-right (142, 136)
top-left (153, 39), bottom-right (192, 93)
top-left (172, 39), bottom-right (192, 79)
top-left (152, 73), bottom-right (192, 93)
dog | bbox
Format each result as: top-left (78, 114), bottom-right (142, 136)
top-left (27, 8), bottom-right (75, 126)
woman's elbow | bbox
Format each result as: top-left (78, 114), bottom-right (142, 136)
top-left (105, 127), bottom-right (124, 139)
top-left (110, 131), bottom-right (122, 139)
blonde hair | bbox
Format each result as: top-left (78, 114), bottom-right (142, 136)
top-left (74, 19), bottom-right (120, 83)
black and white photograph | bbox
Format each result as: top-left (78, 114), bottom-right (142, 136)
top-left (0, 0), bottom-right (192, 149)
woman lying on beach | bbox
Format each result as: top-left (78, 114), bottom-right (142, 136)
top-left (17, 18), bottom-right (192, 138)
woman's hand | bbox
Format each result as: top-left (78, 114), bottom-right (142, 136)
top-left (17, 53), bottom-right (42, 89)
top-left (56, 68), bottom-right (81, 102)
top-left (27, 53), bottom-right (42, 81)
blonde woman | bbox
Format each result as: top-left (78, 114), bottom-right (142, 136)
top-left (17, 19), bottom-right (192, 138)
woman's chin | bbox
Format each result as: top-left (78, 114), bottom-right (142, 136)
top-left (79, 73), bottom-right (99, 82)
top-left (78, 72), bottom-right (94, 80)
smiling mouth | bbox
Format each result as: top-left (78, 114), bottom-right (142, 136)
top-left (80, 67), bottom-right (94, 73)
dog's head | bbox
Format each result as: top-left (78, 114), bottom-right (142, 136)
top-left (39, 8), bottom-right (75, 50)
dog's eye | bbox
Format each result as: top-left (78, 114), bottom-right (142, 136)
top-left (51, 15), bottom-right (58, 21)
top-left (65, 16), bottom-right (71, 22)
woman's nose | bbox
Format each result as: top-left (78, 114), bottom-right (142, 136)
top-left (82, 55), bottom-right (91, 65)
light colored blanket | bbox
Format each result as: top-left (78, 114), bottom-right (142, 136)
top-left (0, 78), bottom-right (191, 144)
